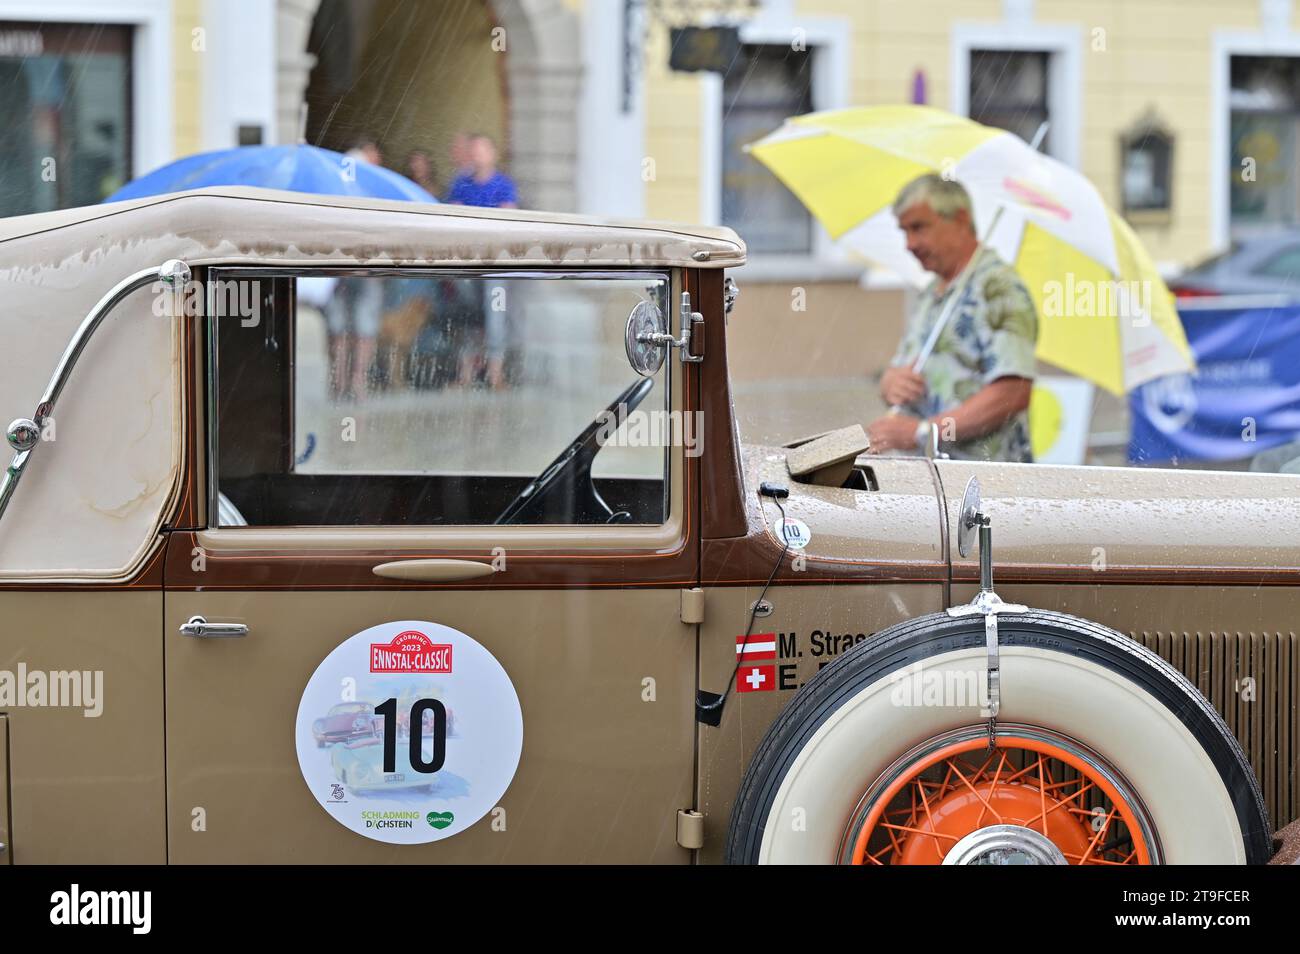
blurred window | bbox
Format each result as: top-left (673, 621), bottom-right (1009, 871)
top-left (1253, 245), bottom-right (1300, 281)
top-left (968, 50), bottom-right (1050, 152)
top-left (0, 21), bottom-right (132, 216)
top-left (211, 271), bottom-right (672, 528)
top-left (1120, 125), bottom-right (1173, 214)
top-left (1229, 56), bottom-right (1300, 236)
top-left (721, 43), bottom-right (814, 255)
top-left (1183, 243), bottom-right (1242, 278)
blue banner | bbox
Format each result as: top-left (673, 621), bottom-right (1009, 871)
top-left (1129, 302), bottom-right (1300, 463)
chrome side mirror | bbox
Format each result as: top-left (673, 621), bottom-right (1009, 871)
top-left (624, 299), bottom-right (667, 376)
top-left (957, 475), bottom-right (982, 560)
top-left (627, 291), bottom-right (703, 370)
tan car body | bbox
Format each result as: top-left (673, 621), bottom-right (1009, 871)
top-left (0, 189), bottom-right (1296, 863)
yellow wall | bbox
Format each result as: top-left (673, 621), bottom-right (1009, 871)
top-left (172, 0), bottom-right (203, 159)
top-left (158, 0), bottom-right (1298, 267)
top-left (1046, 0), bottom-right (1260, 265)
top-left (642, 0), bottom-right (1300, 268)
top-left (643, 22), bottom-right (709, 223)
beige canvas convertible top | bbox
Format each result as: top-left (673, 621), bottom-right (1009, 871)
top-left (0, 186), bottom-right (747, 269)
top-left (0, 188), bottom-right (743, 580)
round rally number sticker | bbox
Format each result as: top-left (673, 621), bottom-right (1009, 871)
top-left (776, 517), bottom-right (811, 549)
top-left (295, 620), bottom-right (523, 844)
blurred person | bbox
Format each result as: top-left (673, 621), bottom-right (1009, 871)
top-left (404, 148), bottom-right (436, 195)
top-left (378, 277), bottom-right (440, 390)
top-left (444, 133), bottom-right (517, 208)
top-left (327, 139), bottom-right (384, 398)
top-left (446, 131), bottom-right (473, 188)
top-left (867, 174), bottom-right (1038, 462)
top-left (324, 278), bottom-right (383, 399)
top-left (444, 134), bottom-right (520, 389)
top-left (347, 136), bottom-right (382, 167)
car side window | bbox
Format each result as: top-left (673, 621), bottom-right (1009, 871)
top-left (210, 270), bottom-right (671, 527)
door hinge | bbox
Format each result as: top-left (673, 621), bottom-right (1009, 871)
top-left (676, 809), bottom-right (704, 850)
top-left (679, 291), bottom-right (704, 363)
top-left (680, 587), bottom-right (704, 624)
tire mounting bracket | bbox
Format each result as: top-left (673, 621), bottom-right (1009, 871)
top-left (946, 477), bottom-right (1025, 748)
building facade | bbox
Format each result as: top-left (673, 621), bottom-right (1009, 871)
top-left (6, 0), bottom-right (1296, 257)
top-left (3, 0), bottom-right (1299, 440)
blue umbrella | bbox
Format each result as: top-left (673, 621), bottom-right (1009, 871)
top-left (104, 144), bottom-right (436, 203)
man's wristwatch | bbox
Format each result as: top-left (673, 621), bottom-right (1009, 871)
top-left (914, 419), bottom-right (933, 452)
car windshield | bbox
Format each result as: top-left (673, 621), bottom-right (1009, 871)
top-left (1182, 242), bottom-right (1241, 277)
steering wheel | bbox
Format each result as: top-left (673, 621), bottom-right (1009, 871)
top-left (494, 377), bottom-right (655, 525)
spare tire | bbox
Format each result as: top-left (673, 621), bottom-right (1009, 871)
top-left (726, 608), bottom-right (1271, 865)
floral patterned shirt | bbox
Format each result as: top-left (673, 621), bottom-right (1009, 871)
top-left (892, 247), bottom-right (1038, 462)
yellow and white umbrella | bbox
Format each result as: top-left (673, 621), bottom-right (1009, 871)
top-left (747, 105), bottom-right (1194, 395)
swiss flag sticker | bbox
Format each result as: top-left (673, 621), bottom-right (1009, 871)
top-left (736, 664), bottom-right (776, 693)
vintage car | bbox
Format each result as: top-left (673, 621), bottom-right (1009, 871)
top-left (313, 702), bottom-right (378, 748)
top-left (329, 737), bottom-right (438, 796)
top-left (0, 187), bottom-right (1295, 865)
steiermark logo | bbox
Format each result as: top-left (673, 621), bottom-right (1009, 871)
top-left (427, 811), bottom-right (454, 830)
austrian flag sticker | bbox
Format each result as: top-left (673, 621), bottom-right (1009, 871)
top-left (736, 633), bottom-right (776, 692)
top-left (736, 633), bottom-right (776, 662)
top-left (369, 630), bottom-right (453, 674)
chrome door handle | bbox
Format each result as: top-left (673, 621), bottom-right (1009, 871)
top-left (371, 559), bottom-right (497, 582)
top-left (179, 615), bottom-right (249, 638)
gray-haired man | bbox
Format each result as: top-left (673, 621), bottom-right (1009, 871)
top-left (866, 174), bottom-right (1039, 462)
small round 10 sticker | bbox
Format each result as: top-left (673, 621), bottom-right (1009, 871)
top-left (295, 620), bottom-right (523, 844)
top-left (777, 517), bottom-right (812, 549)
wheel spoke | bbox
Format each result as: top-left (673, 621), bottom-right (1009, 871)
top-left (1036, 755), bottom-right (1049, 836)
top-left (849, 731), bottom-right (1150, 866)
top-left (880, 822), bottom-right (961, 843)
top-left (946, 759), bottom-right (1005, 824)
top-left (975, 750), bottom-right (1011, 827)
top-left (912, 773), bottom-right (947, 860)
top-left (1078, 807), bottom-right (1117, 865)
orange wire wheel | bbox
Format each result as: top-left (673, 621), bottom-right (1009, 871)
top-left (838, 724), bottom-right (1161, 865)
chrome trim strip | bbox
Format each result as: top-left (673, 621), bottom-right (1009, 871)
top-left (205, 273), bottom-right (220, 530)
top-left (1175, 294), bottom-right (1300, 310)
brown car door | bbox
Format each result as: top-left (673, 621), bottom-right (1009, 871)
top-left (163, 267), bottom-right (700, 862)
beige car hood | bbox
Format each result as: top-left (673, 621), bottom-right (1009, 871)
top-left (936, 458), bottom-right (1300, 578)
top-left (742, 441), bottom-right (1300, 579)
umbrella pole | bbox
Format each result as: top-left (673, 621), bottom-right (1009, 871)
top-left (910, 204), bottom-right (1006, 372)
top-left (885, 204), bottom-right (1007, 420)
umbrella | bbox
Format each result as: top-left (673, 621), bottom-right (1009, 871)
top-left (104, 144), bottom-right (436, 204)
top-left (747, 105), bottom-right (1193, 395)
